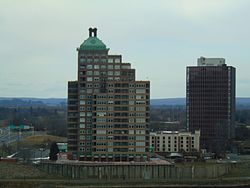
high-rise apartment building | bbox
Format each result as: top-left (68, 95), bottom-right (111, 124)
top-left (186, 57), bottom-right (235, 154)
top-left (67, 28), bottom-right (150, 161)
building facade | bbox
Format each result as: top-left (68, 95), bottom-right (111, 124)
top-left (67, 28), bottom-right (150, 161)
top-left (150, 130), bottom-right (200, 153)
top-left (186, 57), bottom-right (236, 154)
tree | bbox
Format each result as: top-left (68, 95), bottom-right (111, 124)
top-left (49, 142), bottom-right (59, 161)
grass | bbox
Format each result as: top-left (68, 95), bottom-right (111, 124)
top-left (0, 162), bottom-right (51, 179)
top-left (0, 161), bottom-right (250, 187)
top-left (24, 135), bottom-right (66, 143)
top-left (15, 134), bottom-right (66, 148)
top-left (222, 162), bottom-right (250, 178)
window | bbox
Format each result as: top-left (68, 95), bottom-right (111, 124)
top-left (94, 71), bottom-right (99, 76)
top-left (93, 77), bottom-right (99, 81)
top-left (80, 118), bottom-right (85, 122)
top-left (129, 101), bottom-right (134, 105)
top-left (87, 77), bottom-right (93, 81)
top-left (87, 84), bottom-right (92, 88)
top-left (122, 65), bottom-right (130, 69)
top-left (94, 65), bottom-right (99, 69)
top-left (114, 58), bottom-right (120, 63)
top-left (80, 112), bottom-right (85, 117)
top-left (87, 71), bottom-right (92, 76)
top-left (79, 135), bottom-right (85, 140)
top-left (87, 65), bottom-right (93, 69)
top-left (114, 65), bottom-right (120, 69)
top-left (80, 95), bottom-right (85, 99)
top-left (108, 77), bottom-right (113, 81)
top-left (80, 58), bottom-right (86, 63)
top-left (79, 124), bottom-right (85, 128)
top-left (136, 118), bottom-right (145, 123)
top-left (108, 58), bottom-right (113, 63)
top-left (136, 95), bottom-right (145, 99)
top-left (100, 65), bottom-right (106, 69)
top-left (108, 65), bottom-right (113, 69)
top-left (136, 89), bottom-right (146, 93)
top-left (80, 101), bottom-right (85, 105)
top-left (114, 71), bottom-right (120, 76)
top-left (108, 71), bottom-right (113, 75)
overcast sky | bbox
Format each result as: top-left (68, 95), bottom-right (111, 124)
top-left (0, 0), bottom-right (250, 98)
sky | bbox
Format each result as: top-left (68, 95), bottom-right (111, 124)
top-left (0, 0), bottom-right (250, 99)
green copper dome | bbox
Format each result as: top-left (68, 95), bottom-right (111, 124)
top-left (79, 36), bottom-right (107, 50)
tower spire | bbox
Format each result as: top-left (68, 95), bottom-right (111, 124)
top-left (88, 27), bottom-right (97, 37)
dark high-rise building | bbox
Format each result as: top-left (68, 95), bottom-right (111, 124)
top-left (67, 28), bottom-right (150, 161)
top-left (186, 57), bottom-right (236, 154)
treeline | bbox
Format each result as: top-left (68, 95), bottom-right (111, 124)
top-left (1, 104), bottom-right (250, 139)
top-left (150, 105), bottom-right (250, 125)
top-left (150, 105), bottom-right (186, 131)
top-left (235, 109), bottom-right (250, 141)
top-left (235, 109), bottom-right (250, 124)
top-left (150, 105), bottom-right (250, 141)
top-left (0, 106), bottom-right (67, 137)
top-left (150, 105), bottom-right (186, 122)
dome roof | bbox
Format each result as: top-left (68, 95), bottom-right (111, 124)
top-left (79, 28), bottom-right (107, 51)
top-left (79, 36), bottom-right (107, 50)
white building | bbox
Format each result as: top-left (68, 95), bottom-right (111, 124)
top-left (150, 130), bottom-right (200, 153)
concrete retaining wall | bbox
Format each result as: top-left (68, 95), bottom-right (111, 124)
top-left (39, 162), bottom-right (235, 180)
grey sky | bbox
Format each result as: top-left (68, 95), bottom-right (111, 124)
top-left (0, 0), bottom-right (249, 98)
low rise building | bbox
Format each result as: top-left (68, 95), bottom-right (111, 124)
top-left (150, 130), bottom-right (200, 154)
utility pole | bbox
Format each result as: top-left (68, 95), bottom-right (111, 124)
top-left (31, 125), bottom-right (34, 136)
top-left (8, 127), bottom-right (10, 147)
top-left (1, 141), bottom-right (4, 157)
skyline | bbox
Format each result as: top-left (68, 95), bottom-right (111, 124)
top-left (1, 0), bottom-right (250, 98)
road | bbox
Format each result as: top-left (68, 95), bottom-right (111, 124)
top-left (0, 127), bottom-right (34, 145)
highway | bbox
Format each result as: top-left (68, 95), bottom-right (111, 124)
top-left (0, 127), bottom-right (34, 145)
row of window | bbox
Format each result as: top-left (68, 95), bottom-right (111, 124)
top-left (81, 64), bottom-right (124, 70)
top-left (80, 94), bottom-right (147, 99)
top-left (79, 100), bottom-right (147, 105)
top-left (153, 136), bottom-right (195, 140)
top-left (94, 124), bottom-right (146, 129)
top-left (152, 140), bottom-right (195, 144)
top-left (79, 58), bottom-right (121, 63)
top-left (93, 136), bottom-right (146, 140)
top-left (80, 77), bottom-right (134, 82)
top-left (152, 144), bottom-right (195, 149)
top-left (79, 106), bottom-right (147, 112)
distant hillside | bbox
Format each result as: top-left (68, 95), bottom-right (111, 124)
top-left (0, 98), bottom-right (66, 107)
top-left (21, 98), bottom-right (66, 106)
top-left (151, 98), bottom-right (186, 106)
top-left (0, 97), bottom-right (250, 109)
top-left (151, 97), bottom-right (250, 109)
top-left (236, 98), bottom-right (250, 109)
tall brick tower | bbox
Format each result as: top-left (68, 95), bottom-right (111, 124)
top-left (67, 28), bottom-right (150, 161)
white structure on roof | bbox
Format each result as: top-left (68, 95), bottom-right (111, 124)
top-left (197, 56), bottom-right (225, 66)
